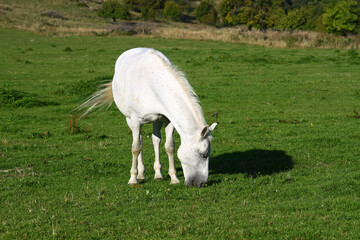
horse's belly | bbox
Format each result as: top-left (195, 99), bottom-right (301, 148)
top-left (141, 113), bottom-right (167, 124)
top-left (113, 84), bottom-right (165, 123)
top-left (126, 97), bottom-right (167, 124)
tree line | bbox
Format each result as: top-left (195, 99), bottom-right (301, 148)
top-left (97, 0), bottom-right (360, 35)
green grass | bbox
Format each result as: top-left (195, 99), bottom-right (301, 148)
top-left (1, 28), bottom-right (360, 239)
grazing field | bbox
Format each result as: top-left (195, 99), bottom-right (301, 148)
top-left (1, 28), bottom-right (360, 239)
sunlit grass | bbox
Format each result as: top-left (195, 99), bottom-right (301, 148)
top-left (1, 29), bottom-right (360, 239)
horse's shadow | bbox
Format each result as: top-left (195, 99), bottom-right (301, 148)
top-left (210, 149), bottom-right (294, 178)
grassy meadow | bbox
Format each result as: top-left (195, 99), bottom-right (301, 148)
top-left (1, 28), bottom-right (360, 239)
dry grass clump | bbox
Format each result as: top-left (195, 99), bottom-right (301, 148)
top-left (41, 11), bottom-right (68, 20)
top-left (107, 21), bottom-right (159, 35)
top-left (152, 25), bottom-right (360, 49)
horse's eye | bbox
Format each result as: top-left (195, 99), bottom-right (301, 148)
top-left (200, 153), bottom-right (207, 159)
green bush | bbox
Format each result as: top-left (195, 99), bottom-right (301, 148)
top-left (219, 0), bottom-right (237, 22)
top-left (141, 7), bottom-right (156, 20)
top-left (219, 0), bottom-right (284, 30)
top-left (124, 0), bottom-right (165, 13)
top-left (97, 1), bottom-right (131, 22)
top-left (219, 0), bottom-right (244, 26)
top-left (123, 0), bottom-right (142, 12)
top-left (323, 0), bottom-right (360, 35)
top-left (163, 1), bottom-right (182, 21)
top-left (280, 6), bottom-right (315, 31)
top-left (219, 0), bottom-right (235, 24)
top-left (196, 0), bottom-right (217, 25)
top-left (247, 0), bottom-right (285, 31)
top-left (128, 0), bottom-right (165, 21)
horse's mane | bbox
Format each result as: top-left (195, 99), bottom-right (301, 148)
top-left (151, 49), bottom-right (206, 127)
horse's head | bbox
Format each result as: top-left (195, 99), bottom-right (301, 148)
top-left (178, 123), bottom-right (217, 187)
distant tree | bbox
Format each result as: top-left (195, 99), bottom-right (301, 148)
top-left (124, 0), bottom-right (165, 13)
top-left (323, 0), bottom-right (360, 35)
top-left (163, 1), bottom-right (182, 21)
top-left (123, 0), bottom-right (142, 12)
top-left (123, 0), bottom-right (165, 20)
top-left (219, 0), bottom-right (284, 30)
top-left (246, 0), bottom-right (285, 31)
top-left (141, 7), bottom-right (156, 20)
top-left (280, 6), bottom-right (315, 30)
top-left (97, 1), bottom-right (131, 22)
top-left (196, 0), bottom-right (218, 25)
top-left (219, 0), bottom-right (244, 25)
top-left (283, 0), bottom-right (311, 11)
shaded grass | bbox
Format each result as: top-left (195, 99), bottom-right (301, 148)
top-left (210, 149), bottom-right (294, 178)
top-left (68, 75), bottom-right (113, 96)
top-left (0, 88), bottom-right (58, 107)
top-left (1, 29), bottom-right (360, 239)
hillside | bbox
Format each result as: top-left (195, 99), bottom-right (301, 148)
top-left (0, 0), bottom-right (107, 35)
top-left (0, 0), bottom-right (359, 49)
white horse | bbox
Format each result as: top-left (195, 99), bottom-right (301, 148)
top-left (79, 48), bottom-right (217, 187)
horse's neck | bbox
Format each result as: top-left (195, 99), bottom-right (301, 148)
top-left (160, 87), bottom-right (205, 140)
top-left (140, 49), bottom-right (206, 139)
top-left (168, 101), bottom-right (197, 136)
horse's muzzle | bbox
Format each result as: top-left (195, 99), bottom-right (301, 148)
top-left (185, 178), bottom-right (207, 188)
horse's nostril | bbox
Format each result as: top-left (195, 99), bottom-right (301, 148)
top-left (199, 182), bottom-right (206, 188)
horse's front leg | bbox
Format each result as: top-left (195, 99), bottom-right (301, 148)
top-left (152, 122), bottom-right (163, 179)
top-left (165, 122), bottom-right (180, 184)
top-left (126, 118), bottom-right (141, 185)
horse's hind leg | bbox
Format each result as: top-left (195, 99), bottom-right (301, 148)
top-left (126, 117), bottom-right (141, 185)
top-left (137, 133), bottom-right (145, 181)
top-left (165, 122), bottom-right (180, 184)
top-left (152, 122), bottom-right (164, 179)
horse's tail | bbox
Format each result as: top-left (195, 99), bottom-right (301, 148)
top-left (77, 82), bottom-right (113, 118)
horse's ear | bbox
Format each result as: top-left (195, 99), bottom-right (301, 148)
top-left (201, 123), bottom-right (217, 139)
top-left (209, 123), bottom-right (217, 132)
top-left (200, 126), bottom-right (209, 139)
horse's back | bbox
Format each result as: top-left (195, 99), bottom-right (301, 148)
top-left (112, 48), bottom-right (172, 122)
top-left (115, 47), bottom-right (169, 69)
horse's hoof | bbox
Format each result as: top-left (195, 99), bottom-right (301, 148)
top-left (128, 177), bottom-right (138, 185)
top-left (170, 178), bottom-right (180, 184)
top-left (154, 173), bottom-right (164, 180)
top-left (137, 175), bottom-right (145, 180)
top-left (137, 176), bottom-right (145, 183)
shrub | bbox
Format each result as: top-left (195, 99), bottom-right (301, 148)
top-left (323, 0), bottom-right (360, 36)
top-left (219, 0), bottom-right (242, 25)
top-left (219, 0), bottom-right (284, 30)
top-left (280, 6), bottom-right (315, 31)
top-left (97, 1), bottom-right (131, 22)
top-left (163, 1), bottom-right (182, 21)
top-left (123, 0), bottom-right (141, 12)
top-left (141, 7), bottom-right (156, 21)
top-left (124, 0), bottom-right (165, 13)
top-left (196, 0), bottom-right (217, 25)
